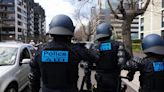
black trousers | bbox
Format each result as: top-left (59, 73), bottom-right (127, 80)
top-left (96, 73), bottom-right (121, 92)
top-left (42, 85), bottom-right (78, 92)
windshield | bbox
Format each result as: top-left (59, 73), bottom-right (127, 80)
top-left (0, 47), bottom-right (18, 66)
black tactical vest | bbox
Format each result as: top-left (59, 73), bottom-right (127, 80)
top-left (139, 57), bottom-right (164, 92)
top-left (38, 42), bottom-right (80, 89)
top-left (96, 40), bottom-right (120, 73)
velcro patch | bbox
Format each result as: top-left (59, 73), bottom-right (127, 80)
top-left (41, 50), bottom-right (69, 62)
top-left (99, 42), bottom-right (112, 51)
top-left (153, 62), bottom-right (164, 72)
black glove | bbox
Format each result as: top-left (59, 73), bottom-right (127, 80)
top-left (126, 71), bottom-right (135, 81)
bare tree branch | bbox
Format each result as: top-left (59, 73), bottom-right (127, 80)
top-left (130, 0), bottom-right (134, 9)
top-left (107, 0), bottom-right (124, 20)
top-left (118, 0), bottom-right (127, 17)
top-left (134, 0), bottom-right (138, 5)
top-left (142, 0), bottom-right (151, 11)
top-left (77, 0), bottom-right (90, 36)
top-left (135, 0), bottom-right (151, 15)
top-left (126, 0), bottom-right (131, 8)
top-left (132, 0), bottom-right (139, 10)
top-left (126, 0), bottom-right (130, 5)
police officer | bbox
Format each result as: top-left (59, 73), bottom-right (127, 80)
top-left (126, 34), bottom-right (164, 92)
top-left (95, 22), bottom-right (131, 92)
top-left (28, 14), bottom-right (98, 92)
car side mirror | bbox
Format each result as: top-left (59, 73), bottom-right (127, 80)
top-left (21, 59), bottom-right (31, 64)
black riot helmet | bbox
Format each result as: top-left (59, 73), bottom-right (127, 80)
top-left (142, 34), bottom-right (164, 55)
top-left (47, 14), bottom-right (75, 36)
top-left (96, 22), bottom-right (113, 41)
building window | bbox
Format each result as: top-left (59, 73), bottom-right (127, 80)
top-left (18, 21), bottom-right (22, 26)
top-left (161, 30), bottom-right (164, 38)
top-left (141, 18), bottom-right (144, 25)
top-left (140, 33), bottom-right (144, 39)
top-left (7, 7), bottom-right (14, 11)
top-left (141, 26), bottom-right (144, 31)
top-left (18, 28), bottom-right (22, 32)
top-left (162, 0), bottom-right (164, 8)
top-left (132, 22), bottom-right (139, 24)
top-left (131, 26), bottom-right (138, 29)
top-left (17, 0), bottom-right (22, 6)
top-left (2, 0), bottom-right (14, 3)
top-left (17, 14), bottom-right (21, 19)
top-left (131, 33), bottom-right (139, 40)
top-left (17, 7), bottom-right (21, 13)
top-left (162, 10), bottom-right (164, 27)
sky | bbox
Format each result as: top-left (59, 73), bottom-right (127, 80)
top-left (34, 0), bottom-right (75, 31)
top-left (34, 0), bottom-right (95, 32)
top-left (34, 0), bottom-right (118, 32)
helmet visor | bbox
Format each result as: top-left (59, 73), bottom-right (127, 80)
top-left (96, 34), bottom-right (109, 40)
top-left (144, 46), bottom-right (164, 55)
top-left (47, 27), bottom-right (73, 35)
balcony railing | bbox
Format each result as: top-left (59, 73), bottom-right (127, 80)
top-left (0, 2), bottom-right (14, 6)
top-left (0, 9), bottom-right (15, 13)
top-left (1, 17), bottom-right (15, 21)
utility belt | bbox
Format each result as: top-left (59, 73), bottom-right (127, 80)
top-left (95, 72), bottom-right (121, 92)
top-left (96, 69), bottom-right (120, 74)
top-left (44, 83), bottom-right (77, 90)
top-left (95, 71), bottom-right (120, 82)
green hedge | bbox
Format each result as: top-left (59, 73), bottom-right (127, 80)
top-left (132, 43), bottom-right (142, 52)
top-left (132, 39), bottom-right (142, 43)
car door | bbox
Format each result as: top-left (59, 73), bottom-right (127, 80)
top-left (18, 47), bottom-right (31, 88)
top-left (27, 45), bottom-right (37, 59)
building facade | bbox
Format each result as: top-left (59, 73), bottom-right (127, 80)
top-left (90, 0), bottom-right (139, 41)
top-left (0, 0), bottom-right (27, 41)
top-left (109, 14), bottom-right (139, 40)
top-left (34, 3), bottom-right (46, 43)
top-left (139, 0), bottom-right (163, 39)
top-left (0, 0), bottom-right (45, 42)
top-left (25, 0), bottom-right (35, 41)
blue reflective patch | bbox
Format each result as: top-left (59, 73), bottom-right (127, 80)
top-left (41, 50), bottom-right (69, 62)
top-left (153, 62), bottom-right (164, 72)
top-left (99, 42), bottom-right (112, 51)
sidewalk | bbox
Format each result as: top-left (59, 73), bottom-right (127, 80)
top-left (121, 52), bottom-right (145, 92)
top-left (121, 70), bottom-right (140, 92)
top-left (133, 52), bottom-right (146, 57)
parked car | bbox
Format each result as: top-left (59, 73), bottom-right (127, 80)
top-left (0, 41), bottom-right (36, 92)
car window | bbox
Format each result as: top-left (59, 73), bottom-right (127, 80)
top-left (0, 47), bottom-right (18, 65)
top-left (28, 45), bottom-right (37, 57)
top-left (20, 48), bottom-right (30, 61)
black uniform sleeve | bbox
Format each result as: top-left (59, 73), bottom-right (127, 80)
top-left (117, 42), bottom-right (132, 68)
top-left (28, 54), bottom-right (41, 92)
top-left (125, 57), bottom-right (143, 81)
top-left (125, 57), bottom-right (143, 70)
top-left (74, 44), bottom-right (99, 63)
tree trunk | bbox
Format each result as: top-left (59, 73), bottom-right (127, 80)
top-left (122, 18), bottom-right (133, 56)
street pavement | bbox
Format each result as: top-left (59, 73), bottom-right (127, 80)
top-left (121, 71), bottom-right (140, 92)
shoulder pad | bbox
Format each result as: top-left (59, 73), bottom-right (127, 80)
top-left (132, 57), bottom-right (143, 64)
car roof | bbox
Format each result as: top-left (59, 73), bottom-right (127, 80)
top-left (0, 41), bottom-right (32, 48)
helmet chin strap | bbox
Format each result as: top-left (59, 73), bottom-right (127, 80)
top-left (52, 35), bottom-right (72, 42)
top-left (98, 36), bottom-right (111, 42)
